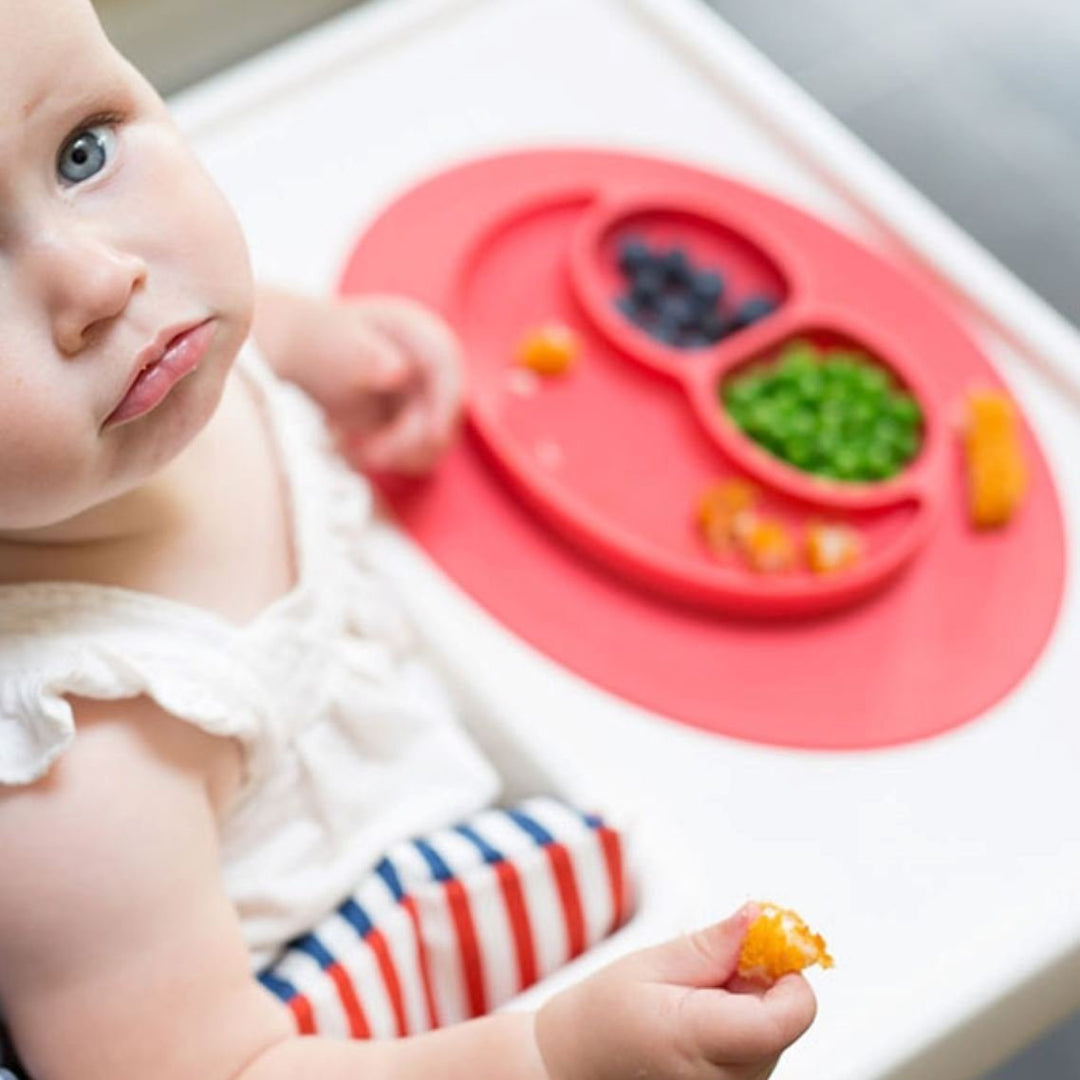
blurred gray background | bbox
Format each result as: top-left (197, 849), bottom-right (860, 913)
top-left (91, 0), bottom-right (1080, 1077)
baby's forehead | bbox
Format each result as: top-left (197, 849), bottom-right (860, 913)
top-left (0, 0), bottom-right (116, 74)
top-left (0, 1), bottom-right (132, 125)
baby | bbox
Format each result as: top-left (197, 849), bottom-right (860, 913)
top-left (0, 3), bottom-right (816, 1079)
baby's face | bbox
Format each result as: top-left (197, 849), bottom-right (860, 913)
top-left (0, 0), bottom-right (254, 532)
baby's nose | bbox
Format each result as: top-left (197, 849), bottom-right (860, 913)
top-left (26, 223), bottom-right (147, 355)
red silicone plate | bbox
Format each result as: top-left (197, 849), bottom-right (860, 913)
top-left (454, 187), bottom-right (944, 616)
top-left (339, 148), bottom-right (1065, 751)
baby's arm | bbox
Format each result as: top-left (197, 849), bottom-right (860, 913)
top-left (0, 697), bottom-right (815, 1080)
top-left (253, 285), bottom-right (462, 474)
top-left (0, 698), bottom-right (543, 1080)
top-left (0, 697), bottom-right (291, 1079)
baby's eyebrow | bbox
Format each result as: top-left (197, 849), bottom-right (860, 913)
top-left (20, 75), bottom-right (130, 129)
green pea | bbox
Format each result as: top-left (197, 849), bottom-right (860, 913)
top-left (724, 378), bottom-right (759, 409)
top-left (818, 399), bottom-right (845, 428)
top-left (778, 340), bottom-right (819, 370)
top-left (864, 446), bottom-right (896, 479)
top-left (832, 447), bottom-right (861, 480)
top-left (775, 385), bottom-right (804, 413)
top-left (824, 357), bottom-right (861, 386)
top-left (783, 436), bottom-right (815, 468)
top-left (872, 416), bottom-right (901, 443)
top-left (748, 400), bottom-right (780, 431)
top-left (785, 408), bottom-right (813, 438)
top-left (759, 430), bottom-right (787, 456)
top-left (812, 427), bottom-right (841, 458)
top-left (889, 393), bottom-right (922, 427)
top-left (833, 349), bottom-right (871, 367)
top-left (794, 370), bottom-right (825, 402)
top-left (895, 429), bottom-right (921, 461)
top-left (848, 400), bottom-right (877, 430)
top-left (727, 403), bottom-right (750, 431)
top-left (855, 365), bottom-right (892, 398)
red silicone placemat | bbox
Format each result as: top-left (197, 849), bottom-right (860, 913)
top-left (339, 148), bottom-right (1065, 750)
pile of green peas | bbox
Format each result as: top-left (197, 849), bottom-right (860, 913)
top-left (721, 341), bottom-right (923, 482)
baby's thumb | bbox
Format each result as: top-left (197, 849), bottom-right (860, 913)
top-left (353, 329), bottom-right (412, 391)
top-left (325, 329), bottom-right (412, 433)
top-left (623, 904), bottom-right (757, 988)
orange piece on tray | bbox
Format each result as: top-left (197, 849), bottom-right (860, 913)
top-left (963, 389), bottom-right (1026, 528)
top-left (516, 322), bottom-right (581, 375)
top-left (806, 522), bottom-right (862, 574)
top-left (735, 514), bottom-right (795, 573)
top-left (737, 903), bottom-right (833, 983)
top-left (697, 479), bottom-right (758, 553)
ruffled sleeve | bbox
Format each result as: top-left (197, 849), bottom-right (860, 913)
top-left (0, 584), bottom-right (270, 787)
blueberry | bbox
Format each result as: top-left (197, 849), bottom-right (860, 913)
top-left (616, 236), bottom-right (653, 278)
top-left (657, 293), bottom-right (697, 331)
top-left (682, 331), bottom-right (713, 350)
top-left (699, 311), bottom-right (731, 343)
top-left (681, 288), bottom-right (715, 321)
top-left (658, 247), bottom-right (693, 287)
top-left (690, 269), bottom-right (725, 307)
top-left (731, 295), bottom-right (779, 330)
top-left (651, 315), bottom-right (683, 345)
top-left (615, 294), bottom-right (652, 328)
top-left (629, 266), bottom-right (664, 308)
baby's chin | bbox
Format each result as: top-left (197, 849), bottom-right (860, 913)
top-left (12, 361), bottom-right (235, 540)
top-left (107, 342), bottom-right (239, 489)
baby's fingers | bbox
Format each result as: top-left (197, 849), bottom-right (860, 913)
top-left (345, 404), bottom-right (445, 475)
top-left (351, 296), bottom-right (464, 426)
top-left (686, 974), bottom-right (817, 1066)
top-left (618, 905), bottom-right (757, 988)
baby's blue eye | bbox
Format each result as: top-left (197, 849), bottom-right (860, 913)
top-left (57, 124), bottom-right (115, 184)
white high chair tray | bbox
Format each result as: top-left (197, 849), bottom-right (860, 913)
top-left (170, 2), bottom-right (1080, 1078)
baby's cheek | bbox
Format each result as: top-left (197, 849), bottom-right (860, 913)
top-left (0, 394), bottom-right (101, 530)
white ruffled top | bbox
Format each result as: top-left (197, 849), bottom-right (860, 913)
top-left (0, 347), bottom-right (500, 969)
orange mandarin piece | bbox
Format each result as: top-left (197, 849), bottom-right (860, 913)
top-left (736, 514), bottom-right (795, 573)
top-left (516, 322), bottom-right (581, 375)
top-left (697, 479), bottom-right (758, 554)
top-left (737, 903), bottom-right (834, 983)
top-left (966, 388), bottom-right (1015, 444)
top-left (969, 444), bottom-right (1026, 527)
top-left (962, 389), bottom-right (1026, 528)
top-left (806, 522), bottom-right (862, 574)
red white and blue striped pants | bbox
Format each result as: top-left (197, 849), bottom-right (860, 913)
top-left (257, 796), bottom-right (631, 1038)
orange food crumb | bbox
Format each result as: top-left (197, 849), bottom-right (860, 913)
top-left (736, 514), bottom-right (795, 573)
top-left (516, 323), bottom-right (581, 375)
top-left (963, 389), bottom-right (1026, 528)
top-left (737, 903), bottom-right (833, 983)
top-left (806, 522), bottom-right (862, 574)
top-left (697, 479), bottom-right (758, 554)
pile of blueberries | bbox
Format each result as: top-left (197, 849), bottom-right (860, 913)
top-left (614, 236), bottom-right (779, 350)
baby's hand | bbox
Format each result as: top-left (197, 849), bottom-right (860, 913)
top-left (267, 291), bottom-right (464, 475)
top-left (535, 905), bottom-right (817, 1080)
top-left (329, 296), bottom-right (464, 475)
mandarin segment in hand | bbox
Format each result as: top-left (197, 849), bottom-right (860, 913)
top-left (737, 903), bottom-right (833, 983)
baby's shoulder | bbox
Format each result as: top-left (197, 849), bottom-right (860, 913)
top-left (0, 636), bottom-right (245, 816)
top-left (0, 578), bottom-right (262, 793)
